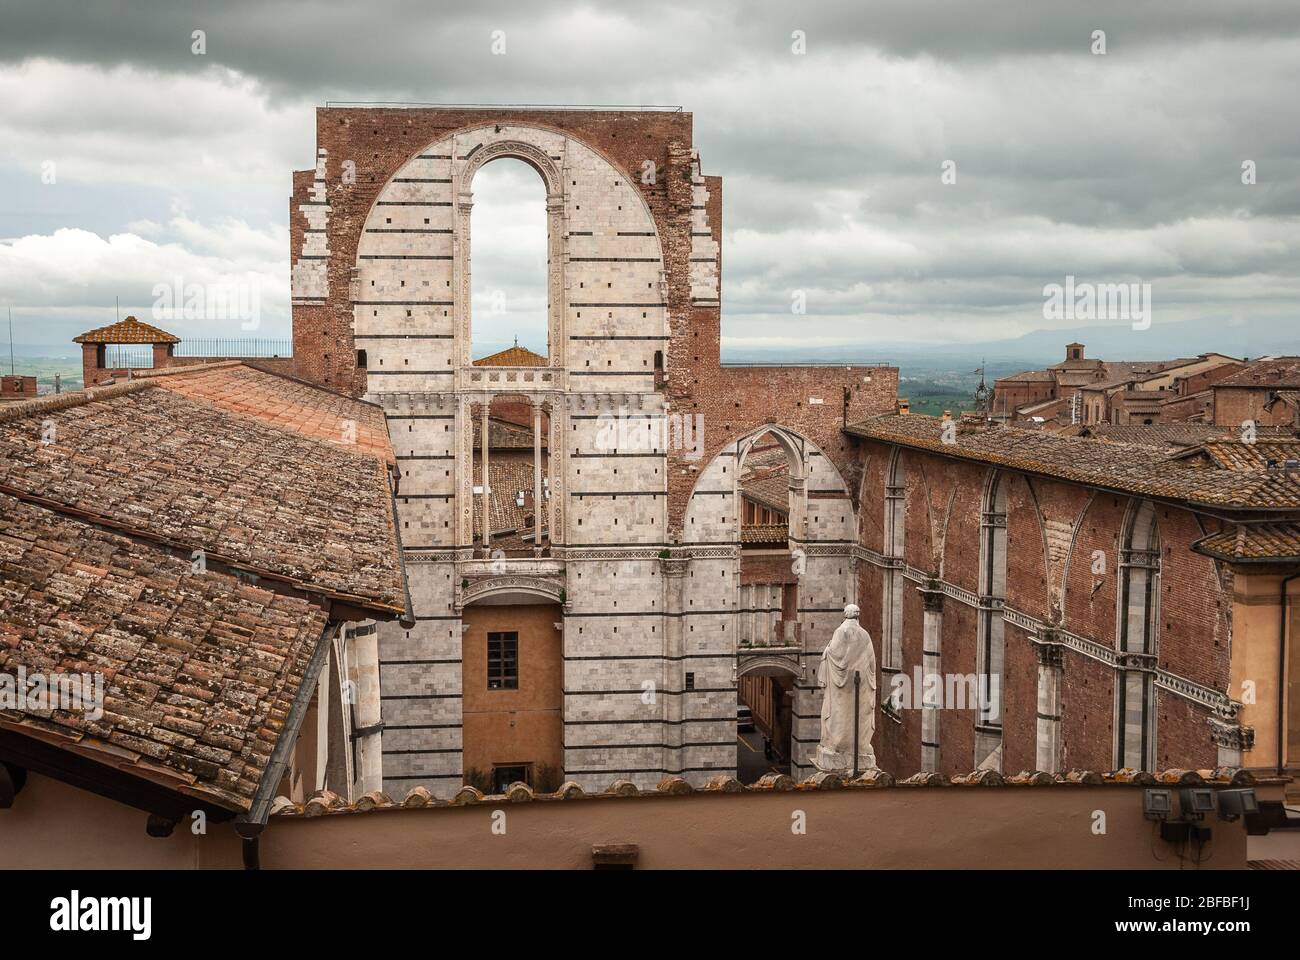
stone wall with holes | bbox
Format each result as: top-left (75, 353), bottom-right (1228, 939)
top-left (377, 559), bottom-right (464, 797)
top-left (852, 435), bottom-right (1235, 780)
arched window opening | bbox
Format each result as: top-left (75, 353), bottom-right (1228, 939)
top-left (470, 158), bottom-right (548, 362)
top-left (1117, 500), bottom-right (1159, 770)
top-left (736, 430), bottom-right (801, 784)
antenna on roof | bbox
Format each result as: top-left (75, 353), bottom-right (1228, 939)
top-left (115, 296), bottom-right (120, 323)
top-left (7, 307), bottom-right (13, 376)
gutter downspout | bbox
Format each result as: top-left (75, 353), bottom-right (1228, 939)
top-left (1280, 573), bottom-right (1298, 777)
top-left (390, 474), bottom-right (417, 630)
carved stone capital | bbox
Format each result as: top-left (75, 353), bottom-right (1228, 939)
top-left (920, 580), bottom-right (944, 612)
top-left (1207, 717), bottom-right (1254, 751)
top-left (1033, 641), bottom-right (1065, 669)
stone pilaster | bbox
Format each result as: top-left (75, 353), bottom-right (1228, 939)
top-left (1033, 632), bottom-right (1064, 774)
top-left (920, 583), bottom-right (944, 773)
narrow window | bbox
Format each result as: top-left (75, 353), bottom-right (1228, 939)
top-left (881, 449), bottom-right (906, 670)
top-left (487, 631), bottom-right (519, 690)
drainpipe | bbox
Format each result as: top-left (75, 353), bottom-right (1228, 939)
top-left (1279, 573), bottom-right (1298, 776)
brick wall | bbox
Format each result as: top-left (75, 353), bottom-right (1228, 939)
top-left (1214, 386), bottom-right (1294, 427)
top-left (853, 436), bottom-right (1233, 776)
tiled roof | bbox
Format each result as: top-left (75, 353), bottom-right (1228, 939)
top-left (1174, 437), bottom-right (1300, 471)
top-left (1017, 397), bottom-right (1067, 418)
top-left (846, 414), bottom-right (1300, 511)
top-left (1216, 357), bottom-right (1300, 389)
top-left (272, 766), bottom-right (1263, 816)
top-left (996, 369), bottom-right (1057, 383)
top-left (1265, 389), bottom-right (1300, 411)
top-left (1193, 522), bottom-right (1300, 563)
top-left (741, 523), bottom-right (789, 544)
top-left (472, 344), bottom-right (547, 367)
top-left (0, 383), bottom-right (406, 614)
top-left (472, 416), bottom-right (536, 451)
top-left (741, 446), bottom-right (790, 513)
top-left (742, 473), bottom-right (790, 513)
top-left (472, 458), bottom-right (544, 539)
top-left (0, 492), bottom-right (327, 812)
top-left (138, 362), bottom-right (394, 465)
top-left (1073, 423), bottom-right (1232, 450)
top-left (73, 316), bottom-right (180, 345)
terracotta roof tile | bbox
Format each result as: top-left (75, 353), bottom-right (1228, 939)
top-left (846, 414), bottom-right (1300, 511)
top-left (473, 458), bottom-right (544, 538)
top-left (140, 362), bottom-right (394, 466)
top-left (1193, 522), bottom-right (1300, 563)
top-left (741, 523), bottom-right (789, 544)
top-left (1173, 437), bottom-right (1300, 471)
top-left (73, 316), bottom-right (180, 345)
top-left (0, 384), bottom-right (405, 613)
top-left (472, 345), bottom-right (547, 367)
top-left (0, 492), bottom-right (327, 812)
top-left (1073, 423), bottom-right (1234, 449)
top-left (1216, 356), bottom-right (1300, 389)
top-left (472, 416), bottom-right (535, 451)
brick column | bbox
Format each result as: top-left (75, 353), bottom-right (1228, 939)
top-left (1034, 633), bottom-right (1064, 773)
top-left (920, 584), bottom-right (944, 773)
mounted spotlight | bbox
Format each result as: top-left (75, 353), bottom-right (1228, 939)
top-left (1143, 788), bottom-right (1173, 821)
top-left (1216, 788), bottom-right (1259, 822)
top-left (1179, 787), bottom-right (1216, 821)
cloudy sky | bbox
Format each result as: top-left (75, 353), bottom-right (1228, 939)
top-left (2, 0), bottom-right (1299, 360)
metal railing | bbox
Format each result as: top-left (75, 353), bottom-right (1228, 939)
top-left (172, 339), bottom-right (293, 358)
top-left (325, 101), bottom-right (683, 112)
top-left (103, 345), bottom-right (154, 369)
top-left (721, 360), bottom-right (891, 368)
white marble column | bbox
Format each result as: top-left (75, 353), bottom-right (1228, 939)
top-left (533, 400), bottom-right (544, 556)
top-left (479, 399), bottom-right (491, 557)
top-left (921, 586), bottom-right (944, 773)
top-left (1034, 636), bottom-right (1063, 773)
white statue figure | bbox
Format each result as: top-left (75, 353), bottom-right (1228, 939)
top-left (814, 603), bottom-right (878, 774)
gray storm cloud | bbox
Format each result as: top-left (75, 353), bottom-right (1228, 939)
top-left (1, 0), bottom-right (1298, 356)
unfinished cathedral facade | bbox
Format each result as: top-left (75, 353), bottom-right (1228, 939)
top-left (290, 105), bottom-right (899, 797)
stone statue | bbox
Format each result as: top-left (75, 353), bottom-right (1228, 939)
top-left (814, 604), bottom-right (878, 774)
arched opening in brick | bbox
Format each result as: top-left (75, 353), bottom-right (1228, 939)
top-left (469, 157), bottom-right (548, 363)
top-left (736, 429), bottom-right (799, 782)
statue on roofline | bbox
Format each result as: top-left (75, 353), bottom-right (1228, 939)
top-left (813, 603), bottom-right (878, 775)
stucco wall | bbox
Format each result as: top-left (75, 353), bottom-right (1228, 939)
top-left (3, 771), bottom-right (1273, 870)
